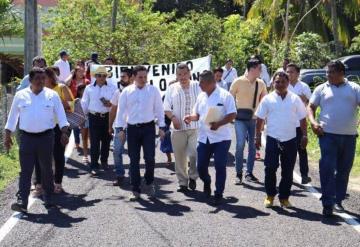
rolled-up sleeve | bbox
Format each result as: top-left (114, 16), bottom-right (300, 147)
top-left (114, 89), bottom-right (127, 128)
top-left (53, 94), bottom-right (69, 128)
top-left (255, 98), bottom-right (268, 120)
top-left (309, 85), bottom-right (322, 106)
top-left (225, 94), bottom-right (237, 115)
top-left (4, 95), bottom-right (20, 132)
top-left (163, 87), bottom-right (173, 112)
top-left (296, 97), bottom-right (307, 120)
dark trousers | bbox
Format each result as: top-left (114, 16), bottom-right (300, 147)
top-left (34, 125), bottom-right (69, 184)
top-left (127, 123), bottom-right (156, 192)
top-left (296, 127), bottom-right (309, 178)
top-left (319, 133), bottom-right (356, 207)
top-left (264, 136), bottom-right (297, 199)
top-left (19, 130), bottom-right (54, 203)
top-left (88, 113), bottom-right (111, 169)
top-left (73, 127), bottom-right (81, 145)
top-left (197, 140), bottom-right (231, 197)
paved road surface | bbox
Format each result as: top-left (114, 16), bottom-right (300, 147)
top-left (0, 130), bottom-right (359, 247)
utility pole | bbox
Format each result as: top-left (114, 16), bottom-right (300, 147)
top-left (24, 0), bottom-right (38, 74)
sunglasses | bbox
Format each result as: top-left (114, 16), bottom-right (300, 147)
top-left (95, 74), bottom-right (107, 78)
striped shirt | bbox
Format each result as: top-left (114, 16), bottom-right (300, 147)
top-left (164, 81), bottom-right (201, 131)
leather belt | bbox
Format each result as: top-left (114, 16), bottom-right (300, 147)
top-left (20, 129), bottom-right (53, 136)
top-left (128, 121), bottom-right (155, 128)
top-left (89, 112), bottom-right (109, 118)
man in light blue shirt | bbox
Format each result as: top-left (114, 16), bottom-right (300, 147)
top-left (17, 56), bottom-right (47, 92)
top-left (308, 60), bottom-right (360, 217)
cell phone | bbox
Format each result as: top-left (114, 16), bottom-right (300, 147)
top-left (100, 97), bottom-right (107, 104)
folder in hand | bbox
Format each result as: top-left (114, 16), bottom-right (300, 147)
top-left (204, 106), bottom-right (223, 125)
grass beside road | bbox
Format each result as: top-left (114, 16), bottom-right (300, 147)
top-left (307, 123), bottom-right (360, 177)
top-left (0, 144), bottom-right (19, 192)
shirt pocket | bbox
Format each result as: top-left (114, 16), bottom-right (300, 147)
top-left (42, 100), bottom-right (55, 114)
top-left (18, 101), bottom-right (31, 112)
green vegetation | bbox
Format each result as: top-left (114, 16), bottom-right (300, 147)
top-left (0, 143), bottom-right (19, 192)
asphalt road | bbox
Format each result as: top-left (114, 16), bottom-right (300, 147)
top-left (0, 130), bottom-right (359, 247)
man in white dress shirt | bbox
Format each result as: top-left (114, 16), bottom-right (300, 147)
top-left (54, 50), bottom-right (71, 83)
top-left (286, 63), bottom-right (312, 184)
top-left (222, 59), bottom-right (238, 90)
top-left (115, 65), bottom-right (166, 200)
top-left (82, 66), bottom-right (117, 175)
top-left (4, 67), bottom-right (69, 213)
top-left (213, 67), bottom-right (228, 90)
top-left (164, 63), bottom-right (200, 193)
top-left (255, 71), bottom-right (307, 208)
top-left (184, 70), bottom-right (237, 205)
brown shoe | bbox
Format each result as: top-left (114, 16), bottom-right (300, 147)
top-left (32, 184), bottom-right (43, 197)
top-left (54, 183), bottom-right (64, 194)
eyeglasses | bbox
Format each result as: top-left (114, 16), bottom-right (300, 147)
top-left (95, 74), bottom-right (107, 78)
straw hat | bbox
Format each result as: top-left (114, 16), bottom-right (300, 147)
top-left (94, 66), bottom-right (110, 76)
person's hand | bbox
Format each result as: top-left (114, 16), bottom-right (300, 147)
top-left (60, 133), bottom-right (69, 146)
top-left (210, 121), bottom-right (221, 131)
top-left (255, 136), bottom-right (261, 150)
top-left (119, 130), bottom-right (126, 144)
top-left (311, 122), bottom-right (324, 136)
top-left (159, 129), bottom-right (166, 141)
top-left (4, 134), bottom-right (13, 152)
top-left (299, 94), bottom-right (308, 104)
top-left (183, 115), bottom-right (192, 125)
top-left (108, 128), bottom-right (114, 136)
top-left (103, 100), bottom-right (112, 107)
top-left (300, 136), bottom-right (308, 149)
top-left (172, 116), bottom-right (181, 130)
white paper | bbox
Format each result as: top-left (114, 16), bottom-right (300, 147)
top-left (204, 107), bottom-right (223, 125)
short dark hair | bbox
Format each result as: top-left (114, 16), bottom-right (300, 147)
top-left (45, 67), bottom-right (58, 84)
top-left (29, 67), bottom-right (45, 81)
top-left (133, 65), bottom-right (148, 76)
top-left (327, 60), bottom-right (345, 74)
top-left (272, 71), bottom-right (289, 81)
top-left (226, 58), bottom-right (233, 63)
top-left (122, 68), bottom-right (133, 78)
top-left (247, 58), bottom-right (262, 71)
top-left (49, 66), bottom-right (60, 76)
top-left (199, 70), bottom-right (215, 83)
top-left (32, 56), bottom-right (47, 67)
top-left (104, 57), bottom-right (116, 63)
top-left (286, 63), bottom-right (300, 73)
top-left (59, 50), bottom-right (68, 57)
top-left (213, 67), bottom-right (224, 74)
top-left (251, 55), bottom-right (263, 64)
top-left (176, 63), bottom-right (190, 72)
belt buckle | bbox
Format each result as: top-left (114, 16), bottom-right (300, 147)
top-left (99, 113), bottom-right (105, 118)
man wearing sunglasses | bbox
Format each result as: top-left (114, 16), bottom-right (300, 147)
top-left (82, 66), bottom-right (117, 175)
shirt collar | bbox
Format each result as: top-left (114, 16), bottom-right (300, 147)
top-left (326, 78), bottom-right (348, 87)
top-left (93, 81), bottom-right (107, 87)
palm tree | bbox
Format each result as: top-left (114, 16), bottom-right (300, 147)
top-left (233, 0), bottom-right (360, 51)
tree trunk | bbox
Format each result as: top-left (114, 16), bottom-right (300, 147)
top-left (24, 0), bottom-right (38, 74)
top-left (284, 0), bottom-right (291, 58)
top-left (111, 0), bottom-right (119, 33)
top-left (243, 0), bottom-right (247, 18)
top-left (330, 0), bottom-right (341, 55)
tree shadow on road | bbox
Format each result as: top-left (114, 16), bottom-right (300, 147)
top-left (21, 207), bottom-right (86, 228)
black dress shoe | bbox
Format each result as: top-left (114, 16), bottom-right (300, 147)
top-left (11, 193), bottom-right (28, 213)
top-left (322, 206), bottom-right (334, 217)
top-left (177, 185), bottom-right (188, 193)
top-left (334, 203), bottom-right (345, 213)
top-left (113, 176), bottom-right (124, 186)
top-left (301, 176), bottom-right (312, 184)
top-left (203, 182), bottom-right (211, 197)
top-left (189, 179), bottom-right (196, 191)
top-left (90, 169), bottom-right (98, 176)
top-left (245, 173), bottom-right (259, 182)
top-left (235, 173), bottom-right (242, 185)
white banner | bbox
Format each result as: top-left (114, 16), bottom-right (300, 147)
top-left (90, 55), bottom-right (211, 95)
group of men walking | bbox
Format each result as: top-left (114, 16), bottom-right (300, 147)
top-left (4, 53), bottom-right (359, 218)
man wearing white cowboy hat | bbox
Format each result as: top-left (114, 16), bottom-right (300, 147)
top-left (82, 66), bottom-right (117, 175)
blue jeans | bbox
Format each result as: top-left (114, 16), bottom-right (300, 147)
top-left (197, 140), bottom-right (231, 197)
top-left (235, 119), bottom-right (256, 174)
top-left (264, 136), bottom-right (297, 199)
top-left (113, 128), bottom-right (126, 177)
top-left (319, 133), bottom-right (357, 207)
